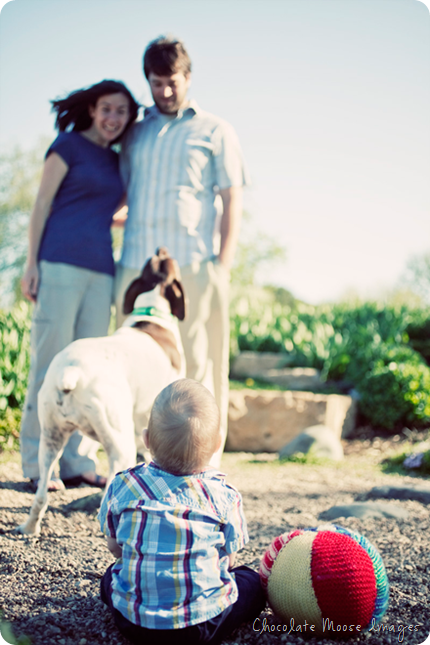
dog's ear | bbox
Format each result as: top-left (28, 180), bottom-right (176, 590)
top-left (165, 279), bottom-right (186, 321)
top-left (123, 277), bottom-right (148, 314)
top-left (123, 250), bottom-right (174, 314)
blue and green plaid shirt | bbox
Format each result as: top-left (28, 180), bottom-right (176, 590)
top-left (98, 462), bottom-right (248, 629)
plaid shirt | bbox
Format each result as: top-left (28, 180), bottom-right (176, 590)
top-left (98, 462), bottom-right (248, 629)
top-left (119, 100), bottom-right (249, 269)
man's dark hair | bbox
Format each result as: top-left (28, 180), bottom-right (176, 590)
top-left (143, 36), bottom-right (192, 79)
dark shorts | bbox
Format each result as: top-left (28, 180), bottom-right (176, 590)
top-left (101, 564), bottom-right (266, 645)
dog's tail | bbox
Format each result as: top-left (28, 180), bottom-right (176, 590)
top-left (57, 366), bottom-right (82, 394)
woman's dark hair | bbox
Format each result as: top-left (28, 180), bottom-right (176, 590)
top-left (143, 36), bottom-right (192, 79)
top-left (51, 80), bottom-right (140, 143)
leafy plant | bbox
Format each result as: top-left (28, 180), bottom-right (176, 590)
top-left (0, 301), bottom-right (31, 452)
top-left (0, 301), bottom-right (31, 409)
top-left (404, 312), bottom-right (430, 365)
top-left (357, 346), bottom-right (430, 429)
top-left (229, 298), bottom-right (430, 430)
top-left (0, 407), bottom-right (21, 452)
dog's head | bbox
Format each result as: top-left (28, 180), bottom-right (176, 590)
top-left (123, 247), bottom-right (186, 321)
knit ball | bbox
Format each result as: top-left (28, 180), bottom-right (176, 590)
top-left (260, 525), bottom-right (389, 636)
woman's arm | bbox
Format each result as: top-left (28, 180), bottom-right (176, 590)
top-left (21, 152), bottom-right (68, 302)
top-left (107, 536), bottom-right (123, 559)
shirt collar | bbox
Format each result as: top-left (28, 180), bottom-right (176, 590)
top-left (148, 460), bottom-right (225, 480)
top-left (144, 99), bottom-right (200, 120)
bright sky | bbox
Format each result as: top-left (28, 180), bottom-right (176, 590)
top-left (0, 0), bottom-right (429, 304)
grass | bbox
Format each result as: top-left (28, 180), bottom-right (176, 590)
top-left (229, 378), bottom-right (343, 394)
top-left (3, 431), bottom-right (430, 482)
top-left (278, 451), bottom-right (337, 466)
top-left (381, 444), bottom-right (430, 477)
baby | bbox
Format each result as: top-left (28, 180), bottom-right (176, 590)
top-left (99, 378), bottom-right (265, 644)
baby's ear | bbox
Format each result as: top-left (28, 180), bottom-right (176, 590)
top-left (215, 431), bottom-right (223, 452)
top-left (143, 428), bottom-right (150, 450)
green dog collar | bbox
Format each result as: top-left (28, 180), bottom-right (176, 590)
top-left (132, 306), bottom-right (174, 321)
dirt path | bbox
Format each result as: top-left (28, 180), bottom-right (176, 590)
top-left (1, 444), bottom-right (429, 645)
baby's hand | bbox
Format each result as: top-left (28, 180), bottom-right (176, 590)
top-left (107, 536), bottom-right (123, 559)
top-left (228, 553), bottom-right (236, 570)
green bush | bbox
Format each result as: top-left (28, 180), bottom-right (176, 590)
top-left (0, 407), bottom-right (21, 451)
top-left (0, 302), bottom-right (31, 452)
top-left (230, 297), bottom-right (430, 430)
top-left (1, 297), bottom-right (430, 441)
top-left (0, 301), bottom-right (31, 410)
top-left (404, 312), bottom-right (430, 365)
top-left (357, 345), bottom-right (430, 429)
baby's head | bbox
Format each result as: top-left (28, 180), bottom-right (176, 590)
top-left (146, 378), bottom-right (221, 475)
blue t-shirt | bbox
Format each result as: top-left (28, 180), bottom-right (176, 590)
top-left (38, 131), bottom-right (123, 276)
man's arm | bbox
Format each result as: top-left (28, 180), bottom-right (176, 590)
top-left (218, 186), bottom-right (243, 271)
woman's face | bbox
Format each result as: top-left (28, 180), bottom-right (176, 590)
top-left (88, 93), bottom-right (130, 145)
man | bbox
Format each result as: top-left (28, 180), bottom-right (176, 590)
top-left (115, 36), bottom-right (248, 466)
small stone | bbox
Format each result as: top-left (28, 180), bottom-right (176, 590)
top-left (79, 639), bottom-right (87, 645)
top-left (279, 424), bottom-right (344, 461)
top-left (367, 484), bottom-right (430, 504)
top-left (319, 502), bottom-right (409, 521)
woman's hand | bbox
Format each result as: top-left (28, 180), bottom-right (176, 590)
top-left (21, 264), bottom-right (40, 303)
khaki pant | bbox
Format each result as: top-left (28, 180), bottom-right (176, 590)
top-left (114, 260), bottom-right (230, 468)
top-left (20, 261), bottom-right (113, 479)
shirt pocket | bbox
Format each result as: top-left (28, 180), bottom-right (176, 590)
top-left (176, 187), bottom-right (203, 231)
top-left (182, 139), bottom-right (214, 189)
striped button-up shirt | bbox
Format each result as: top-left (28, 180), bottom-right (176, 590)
top-left (98, 462), bottom-right (248, 629)
top-left (120, 100), bottom-right (249, 269)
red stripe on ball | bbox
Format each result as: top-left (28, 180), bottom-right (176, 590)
top-left (311, 531), bottom-right (377, 629)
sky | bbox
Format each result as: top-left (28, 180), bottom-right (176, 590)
top-left (0, 0), bottom-right (429, 305)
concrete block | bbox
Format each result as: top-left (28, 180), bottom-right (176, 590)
top-left (226, 389), bottom-right (357, 452)
top-left (230, 351), bottom-right (323, 390)
top-left (230, 351), bottom-right (291, 378)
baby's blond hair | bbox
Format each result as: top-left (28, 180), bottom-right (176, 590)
top-left (147, 379), bottom-right (221, 474)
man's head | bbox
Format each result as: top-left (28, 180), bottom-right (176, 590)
top-left (145, 379), bottom-right (221, 475)
top-left (143, 36), bottom-right (192, 115)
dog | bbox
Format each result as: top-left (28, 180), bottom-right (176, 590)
top-left (18, 248), bottom-right (186, 536)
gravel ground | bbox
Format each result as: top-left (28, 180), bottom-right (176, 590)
top-left (1, 437), bottom-right (429, 645)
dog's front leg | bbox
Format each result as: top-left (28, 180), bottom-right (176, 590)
top-left (102, 442), bottom-right (137, 501)
top-left (18, 430), bottom-right (68, 536)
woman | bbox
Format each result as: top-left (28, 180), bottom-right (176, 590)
top-left (21, 80), bottom-right (139, 491)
